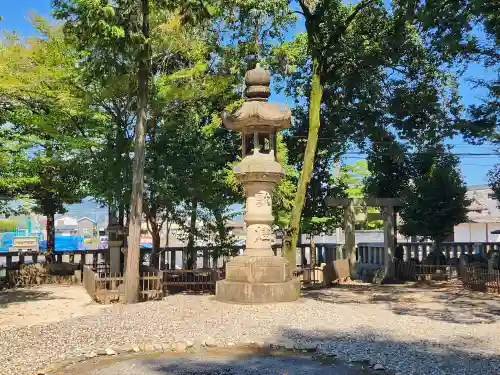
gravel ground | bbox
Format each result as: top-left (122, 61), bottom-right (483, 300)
top-left (77, 352), bottom-right (367, 375)
top-left (1, 283), bottom-right (500, 375)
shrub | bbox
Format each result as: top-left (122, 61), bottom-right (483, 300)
top-left (0, 220), bottom-right (17, 232)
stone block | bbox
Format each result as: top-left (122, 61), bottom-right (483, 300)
top-left (322, 263), bottom-right (335, 285)
top-left (225, 256), bottom-right (291, 283)
top-left (333, 259), bottom-right (350, 280)
top-left (215, 278), bottom-right (300, 303)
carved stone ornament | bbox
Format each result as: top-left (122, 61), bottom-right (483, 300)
top-left (255, 191), bottom-right (272, 207)
top-left (222, 63), bottom-right (292, 132)
top-left (253, 225), bottom-right (272, 243)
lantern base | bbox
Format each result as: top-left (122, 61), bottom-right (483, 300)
top-left (215, 263), bottom-right (301, 304)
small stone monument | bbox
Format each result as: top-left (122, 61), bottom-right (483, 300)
top-left (107, 217), bottom-right (125, 274)
top-left (215, 64), bottom-right (300, 303)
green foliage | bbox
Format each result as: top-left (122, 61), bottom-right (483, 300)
top-left (0, 220), bottom-right (16, 232)
top-left (488, 165), bottom-right (500, 208)
top-left (274, 1), bottom-right (469, 261)
top-left (364, 134), bottom-right (410, 199)
top-left (399, 145), bottom-right (470, 244)
top-left (0, 22), bottom-right (90, 215)
top-left (273, 134), bottom-right (298, 228)
top-left (340, 160), bottom-right (383, 230)
top-left (300, 157), bottom-right (345, 236)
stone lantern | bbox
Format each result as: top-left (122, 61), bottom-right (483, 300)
top-left (215, 64), bottom-right (300, 303)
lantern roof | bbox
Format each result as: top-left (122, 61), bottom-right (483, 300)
top-left (222, 64), bottom-right (292, 132)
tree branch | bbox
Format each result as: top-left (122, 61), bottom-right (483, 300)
top-left (298, 0), bottom-right (313, 20)
top-left (327, 0), bottom-right (377, 48)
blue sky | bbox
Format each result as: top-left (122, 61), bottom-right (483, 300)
top-left (1, 1), bottom-right (498, 186)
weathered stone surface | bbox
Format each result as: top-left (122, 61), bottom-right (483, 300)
top-left (203, 338), bottom-right (217, 348)
top-left (132, 345), bottom-right (141, 353)
top-left (184, 339), bottom-right (194, 348)
top-left (105, 348), bottom-right (116, 355)
top-left (172, 341), bottom-right (187, 352)
top-left (37, 363), bottom-right (60, 374)
top-left (373, 363), bottom-right (385, 370)
top-left (120, 345), bottom-right (136, 353)
top-left (215, 64), bottom-right (300, 305)
top-left (85, 351), bottom-right (98, 359)
top-left (225, 256), bottom-right (291, 284)
top-left (333, 259), bottom-right (350, 281)
top-left (216, 278), bottom-right (301, 304)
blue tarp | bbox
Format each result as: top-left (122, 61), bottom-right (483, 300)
top-left (0, 232), bottom-right (16, 252)
top-left (39, 236), bottom-right (85, 251)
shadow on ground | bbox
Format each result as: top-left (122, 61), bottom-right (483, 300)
top-left (66, 348), bottom-right (383, 375)
top-left (64, 328), bottom-right (500, 375)
top-left (0, 287), bottom-right (66, 308)
top-left (302, 282), bottom-right (500, 325)
top-left (279, 328), bottom-right (500, 375)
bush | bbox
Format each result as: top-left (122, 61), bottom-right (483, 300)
top-left (0, 220), bottom-right (17, 232)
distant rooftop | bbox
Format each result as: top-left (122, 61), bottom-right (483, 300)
top-left (467, 184), bottom-right (490, 191)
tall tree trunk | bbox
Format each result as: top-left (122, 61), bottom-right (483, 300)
top-left (186, 198), bottom-right (198, 269)
top-left (118, 204), bottom-right (125, 227)
top-left (124, 0), bottom-right (150, 304)
top-left (213, 208), bottom-right (227, 266)
top-left (165, 218), bottom-right (171, 247)
top-left (283, 59), bottom-right (323, 267)
top-left (151, 225), bottom-right (161, 268)
top-left (45, 210), bottom-right (55, 263)
top-left (310, 234), bottom-right (316, 267)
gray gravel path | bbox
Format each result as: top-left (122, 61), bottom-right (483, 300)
top-left (1, 284), bottom-right (500, 375)
top-left (80, 353), bottom-right (367, 375)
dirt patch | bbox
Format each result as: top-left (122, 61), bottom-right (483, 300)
top-left (0, 284), bottom-right (107, 328)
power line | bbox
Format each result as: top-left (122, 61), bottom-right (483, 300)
top-left (343, 155), bottom-right (496, 167)
top-left (286, 135), bottom-right (498, 148)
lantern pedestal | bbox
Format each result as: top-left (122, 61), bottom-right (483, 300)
top-left (217, 256), bottom-right (300, 303)
top-left (216, 275), bottom-right (301, 304)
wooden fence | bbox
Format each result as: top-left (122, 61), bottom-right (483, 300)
top-left (163, 268), bottom-right (224, 294)
top-left (461, 265), bottom-right (500, 293)
top-left (394, 261), bottom-right (458, 282)
top-left (294, 266), bottom-right (325, 286)
top-left (82, 265), bottom-right (163, 303)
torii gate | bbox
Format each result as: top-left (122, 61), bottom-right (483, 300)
top-left (327, 197), bottom-right (402, 278)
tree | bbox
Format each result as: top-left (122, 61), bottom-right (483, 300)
top-left (399, 145), bottom-right (469, 259)
top-left (277, 1), bottom-right (465, 266)
top-left (489, 165), bottom-right (500, 207)
top-left (413, 2), bottom-right (499, 197)
top-left (0, 19), bottom-right (93, 260)
top-left (53, 0), bottom-right (216, 303)
top-left (298, 155), bottom-right (345, 266)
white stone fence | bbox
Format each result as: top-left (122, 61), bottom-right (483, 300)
top-left (357, 242), bottom-right (500, 268)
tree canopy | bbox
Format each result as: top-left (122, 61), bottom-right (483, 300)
top-left (0, 0), bottom-right (497, 298)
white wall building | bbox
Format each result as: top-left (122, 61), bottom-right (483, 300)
top-left (453, 185), bottom-right (500, 243)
